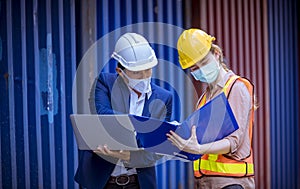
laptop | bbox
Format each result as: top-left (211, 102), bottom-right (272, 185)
top-left (70, 114), bottom-right (139, 151)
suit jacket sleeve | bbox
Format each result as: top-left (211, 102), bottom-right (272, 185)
top-left (92, 73), bottom-right (174, 167)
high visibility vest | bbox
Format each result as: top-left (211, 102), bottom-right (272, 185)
top-left (193, 75), bottom-right (255, 177)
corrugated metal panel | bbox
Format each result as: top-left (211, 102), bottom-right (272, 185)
top-left (4, 0), bottom-right (298, 188)
top-left (268, 0), bottom-right (300, 188)
top-left (1, 0), bottom-right (78, 188)
top-left (190, 0), bottom-right (271, 188)
top-left (1, 0), bottom-right (194, 188)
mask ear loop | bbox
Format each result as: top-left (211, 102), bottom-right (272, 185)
top-left (118, 69), bottom-right (131, 87)
top-left (211, 54), bottom-right (221, 71)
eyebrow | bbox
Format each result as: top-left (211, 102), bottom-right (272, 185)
top-left (190, 65), bottom-right (198, 70)
top-left (201, 54), bottom-right (211, 63)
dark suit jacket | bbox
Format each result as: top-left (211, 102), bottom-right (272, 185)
top-left (75, 73), bottom-right (173, 189)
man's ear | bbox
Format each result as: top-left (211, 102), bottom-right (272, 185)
top-left (116, 67), bottom-right (122, 74)
top-left (116, 68), bottom-right (129, 83)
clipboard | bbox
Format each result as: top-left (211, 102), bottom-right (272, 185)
top-left (130, 92), bottom-right (239, 160)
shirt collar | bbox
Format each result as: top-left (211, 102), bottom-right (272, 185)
top-left (146, 85), bottom-right (152, 99)
top-left (218, 70), bottom-right (235, 88)
top-left (129, 85), bottom-right (152, 100)
top-left (206, 70), bottom-right (235, 92)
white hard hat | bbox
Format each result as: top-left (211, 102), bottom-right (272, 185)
top-left (111, 33), bottom-right (158, 71)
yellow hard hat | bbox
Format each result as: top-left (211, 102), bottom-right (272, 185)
top-left (177, 29), bottom-right (216, 69)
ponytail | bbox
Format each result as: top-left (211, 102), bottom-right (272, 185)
top-left (210, 44), bottom-right (229, 72)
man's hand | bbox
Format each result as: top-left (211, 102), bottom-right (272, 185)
top-left (166, 126), bottom-right (201, 154)
top-left (93, 145), bottom-right (130, 161)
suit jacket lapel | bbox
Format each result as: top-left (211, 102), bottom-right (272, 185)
top-left (142, 85), bottom-right (157, 117)
top-left (111, 76), bottom-right (130, 113)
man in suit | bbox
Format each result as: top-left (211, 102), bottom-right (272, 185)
top-left (74, 33), bottom-right (173, 189)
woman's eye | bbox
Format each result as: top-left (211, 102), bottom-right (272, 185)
top-left (202, 60), bottom-right (209, 66)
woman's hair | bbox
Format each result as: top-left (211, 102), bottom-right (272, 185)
top-left (210, 44), bottom-right (229, 71)
top-left (210, 44), bottom-right (259, 110)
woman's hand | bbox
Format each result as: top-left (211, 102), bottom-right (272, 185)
top-left (166, 126), bottom-right (201, 154)
top-left (93, 145), bottom-right (130, 161)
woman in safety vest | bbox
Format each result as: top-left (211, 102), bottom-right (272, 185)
top-left (167, 29), bottom-right (256, 189)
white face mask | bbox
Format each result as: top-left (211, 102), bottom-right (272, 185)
top-left (121, 70), bottom-right (151, 93)
top-left (190, 59), bottom-right (220, 83)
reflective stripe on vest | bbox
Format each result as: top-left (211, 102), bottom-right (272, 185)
top-left (194, 75), bottom-right (254, 177)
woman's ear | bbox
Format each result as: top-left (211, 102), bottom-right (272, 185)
top-left (214, 51), bottom-right (220, 60)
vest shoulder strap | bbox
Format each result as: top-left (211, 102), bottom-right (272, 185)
top-left (223, 75), bottom-right (240, 97)
top-left (197, 75), bottom-right (254, 109)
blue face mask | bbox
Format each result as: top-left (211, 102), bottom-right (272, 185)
top-left (191, 60), bottom-right (220, 83)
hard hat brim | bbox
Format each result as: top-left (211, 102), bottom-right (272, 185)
top-left (112, 46), bottom-right (158, 71)
top-left (120, 59), bottom-right (158, 71)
